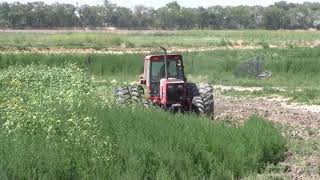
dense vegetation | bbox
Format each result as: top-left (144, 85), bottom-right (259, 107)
top-left (1, 1), bottom-right (320, 30)
top-left (0, 65), bottom-right (113, 179)
top-left (0, 64), bottom-right (286, 179)
top-left (1, 48), bottom-right (320, 87)
top-left (1, 47), bottom-right (320, 103)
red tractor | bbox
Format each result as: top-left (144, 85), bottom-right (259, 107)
top-left (114, 47), bottom-right (214, 118)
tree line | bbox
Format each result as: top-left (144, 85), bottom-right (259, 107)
top-left (0, 1), bottom-right (320, 30)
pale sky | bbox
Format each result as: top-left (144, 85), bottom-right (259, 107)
top-left (1, 0), bottom-right (320, 8)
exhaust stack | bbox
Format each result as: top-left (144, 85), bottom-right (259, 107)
top-left (160, 46), bottom-right (168, 79)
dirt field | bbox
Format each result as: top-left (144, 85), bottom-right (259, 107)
top-left (215, 86), bottom-right (320, 179)
top-left (216, 89), bottom-right (320, 126)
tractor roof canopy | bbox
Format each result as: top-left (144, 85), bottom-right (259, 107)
top-left (145, 54), bottom-right (182, 61)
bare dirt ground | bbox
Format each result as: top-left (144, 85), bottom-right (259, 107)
top-left (215, 94), bottom-right (320, 127)
top-left (215, 87), bottom-right (320, 179)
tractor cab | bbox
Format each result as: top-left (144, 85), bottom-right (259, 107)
top-left (115, 46), bottom-right (214, 118)
top-left (141, 52), bottom-right (187, 108)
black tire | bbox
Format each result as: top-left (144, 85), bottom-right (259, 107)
top-left (129, 85), bottom-right (144, 102)
top-left (192, 96), bottom-right (205, 113)
top-left (130, 85), bottom-right (153, 108)
top-left (114, 86), bottom-right (131, 104)
top-left (141, 98), bottom-right (152, 108)
top-left (189, 83), bottom-right (214, 118)
top-left (114, 85), bottom-right (146, 105)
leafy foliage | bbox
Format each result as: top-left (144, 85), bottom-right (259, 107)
top-left (0, 65), bottom-right (113, 179)
top-left (0, 64), bottom-right (286, 179)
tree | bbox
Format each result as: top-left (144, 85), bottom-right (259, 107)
top-left (262, 6), bottom-right (284, 29)
top-left (0, 2), bottom-right (10, 28)
top-left (112, 7), bottom-right (133, 28)
top-left (133, 5), bottom-right (154, 28)
top-left (80, 5), bottom-right (104, 27)
top-left (50, 3), bottom-right (77, 27)
top-left (0, 1), bottom-right (320, 30)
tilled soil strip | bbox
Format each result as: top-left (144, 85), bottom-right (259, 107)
top-left (215, 93), bottom-right (320, 128)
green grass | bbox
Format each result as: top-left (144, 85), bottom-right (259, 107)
top-left (0, 65), bottom-right (113, 179)
top-left (1, 47), bottom-right (320, 103)
top-left (102, 110), bottom-right (286, 179)
top-left (0, 65), bottom-right (286, 179)
top-left (1, 30), bottom-right (320, 49)
top-left (1, 47), bottom-right (320, 87)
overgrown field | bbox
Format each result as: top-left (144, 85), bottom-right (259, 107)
top-left (0, 64), bottom-right (286, 179)
top-left (1, 47), bottom-right (320, 103)
top-left (1, 30), bottom-right (320, 49)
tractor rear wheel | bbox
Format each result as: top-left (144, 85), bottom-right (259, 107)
top-left (115, 85), bottom-right (150, 108)
top-left (129, 85), bottom-right (144, 102)
top-left (114, 86), bottom-right (131, 104)
top-left (188, 83), bottom-right (214, 118)
top-left (141, 98), bottom-right (153, 108)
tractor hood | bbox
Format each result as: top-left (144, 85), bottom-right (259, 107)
top-left (160, 78), bottom-right (186, 105)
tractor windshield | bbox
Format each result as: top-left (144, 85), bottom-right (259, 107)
top-left (151, 59), bottom-right (179, 80)
top-left (150, 59), bottom-right (184, 95)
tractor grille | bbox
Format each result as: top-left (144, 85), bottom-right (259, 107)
top-left (167, 83), bottom-right (184, 103)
